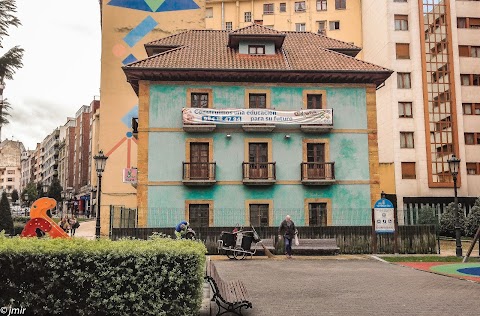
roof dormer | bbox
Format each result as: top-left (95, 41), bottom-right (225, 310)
top-left (228, 24), bottom-right (286, 55)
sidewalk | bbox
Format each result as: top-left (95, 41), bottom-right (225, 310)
top-left (73, 219), bottom-right (96, 240)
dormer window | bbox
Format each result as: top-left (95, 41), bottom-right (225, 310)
top-left (249, 45), bottom-right (265, 55)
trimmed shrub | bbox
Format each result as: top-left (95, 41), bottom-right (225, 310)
top-left (439, 202), bottom-right (466, 238)
top-left (0, 191), bottom-right (14, 234)
top-left (417, 206), bottom-right (438, 225)
top-left (465, 198), bottom-right (480, 238)
top-left (0, 234), bottom-right (206, 316)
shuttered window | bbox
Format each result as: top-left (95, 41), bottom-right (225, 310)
top-left (396, 43), bottom-right (410, 59)
top-left (401, 162), bottom-right (416, 179)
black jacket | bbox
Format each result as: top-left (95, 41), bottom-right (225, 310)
top-left (278, 220), bottom-right (296, 238)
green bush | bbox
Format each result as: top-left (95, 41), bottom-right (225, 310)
top-left (0, 234), bottom-right (206, 316)
top-left (0, 191), bottom-right (14, 234)
top-left (439, 202), bottom-right (466, 238)
top-left (465, 198), bottom-right (480, 237)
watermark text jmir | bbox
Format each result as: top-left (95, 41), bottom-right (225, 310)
top-left (0, 306), bottom-right (26, 316)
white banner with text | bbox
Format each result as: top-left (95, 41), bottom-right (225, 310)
top-left (182, 108), bottom-right (333, 125)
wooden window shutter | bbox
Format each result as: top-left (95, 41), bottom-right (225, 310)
top-left (458, 45), bottom-right (470, 57)
top-left (396, 43), bottom-right (410, 59)
top-left (401, 162), bottom-right (416, 179)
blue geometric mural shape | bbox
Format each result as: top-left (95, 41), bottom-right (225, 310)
top-left (108, 0), bottom-right (153, 11)
top-left (157, 0), bottom-right (200, 12)
top-left (122, 105), bottom-right (139, 128)
top-left (122, 54), bottom-right (138, 65)
top-left (108, 0), bottom-right (199, 12)
top-left (123, 16), bottom-right (158, 47)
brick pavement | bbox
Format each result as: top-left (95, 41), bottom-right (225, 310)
top-left (211, 256), bottom-right (479, 316)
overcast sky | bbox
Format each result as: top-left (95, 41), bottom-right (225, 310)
top-left (2, 0), bottom-right (101, 150)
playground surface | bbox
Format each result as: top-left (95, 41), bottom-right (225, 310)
top-left (394, 261), bottom-right (480, 283)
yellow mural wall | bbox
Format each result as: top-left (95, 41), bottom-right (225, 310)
top-left (99, 1), bottom-right (205, 234)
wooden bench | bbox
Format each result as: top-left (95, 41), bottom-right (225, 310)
top-left (250, 238), bottom-right (275, 254)
top-left (206, 263), bottom-right (253, 316)
top-left (292, 238), bottom-right (340, 255)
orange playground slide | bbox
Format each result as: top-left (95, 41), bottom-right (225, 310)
top-left (20, 197), bottom-right (70, 238)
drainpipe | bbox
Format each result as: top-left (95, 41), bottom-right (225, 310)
top-left (222, 1), bottom-right (225, 30)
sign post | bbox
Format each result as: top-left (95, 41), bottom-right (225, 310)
top-left (373, 197), bottom-right (396, 253)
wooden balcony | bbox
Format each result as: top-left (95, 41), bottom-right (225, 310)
top-left (242, 162), bottom-right (276, 185)
top-left (182, 162), bottom-right (217, 186)
top-left (300, 162), bottom-right (336, 185)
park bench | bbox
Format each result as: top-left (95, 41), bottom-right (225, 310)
top-left (292, 238), bottom-right (340, 255)
top-left (205, 263), bottom-right (253, 316)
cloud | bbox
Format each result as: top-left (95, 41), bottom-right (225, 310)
top-left (1, 1), bottom-right (101, 150)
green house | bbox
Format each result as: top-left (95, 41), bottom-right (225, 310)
top-left (123, 24), bottom-right (392, 229)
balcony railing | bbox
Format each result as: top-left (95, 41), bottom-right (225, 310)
top-left (242, 162), bottom-right (276, 185)
top-left (300, 162), bottom-right (336, 185)
top-left (182, 162), bottom-right (216, 186)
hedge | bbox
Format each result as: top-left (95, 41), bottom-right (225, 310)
top-left (0, 234), bottom-right (207, 316)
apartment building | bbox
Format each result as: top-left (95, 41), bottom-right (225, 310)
top-left (98, 0), bottom-right (205, 234)
top-left (41, 128), bottom-right (61, 188)
top-left (20, 149), bottom-right (34, 192)
top-left (205, 0), bottom-right (363, 49)
top-left (123, 24), bottom-right (391, 228)
top-left (362, 0), bottom-right (480, 221)
top-left (0, 139), bottom-right (24, 202)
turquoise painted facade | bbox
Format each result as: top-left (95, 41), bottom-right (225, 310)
top-left (146, 84), bottom-right (372, 227)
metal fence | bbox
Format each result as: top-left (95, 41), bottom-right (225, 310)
top-left (141, 207), bottom-right (374, 228)
top-left (109, 206), bottom-right (138, 234)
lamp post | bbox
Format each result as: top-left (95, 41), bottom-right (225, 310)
top-left (93, 150), bottom-right (108, 239)
top-left (24, 193), bottom-right (29, 216)
top-left (90, 186), bottom-right (97, 219)
top-left (447, 154), bottom-right (462, 257)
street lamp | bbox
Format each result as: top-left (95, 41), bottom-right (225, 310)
top-left (447, 154), bottom-right (462, 257)
top-left (43, 183), bottom-right (49, 197)
top-left (93, 150), bottom-right (108, 239)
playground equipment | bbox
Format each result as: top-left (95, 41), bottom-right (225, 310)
top-left (20, 197), bottom-right (70, 239)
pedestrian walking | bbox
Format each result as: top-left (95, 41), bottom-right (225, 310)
top-left (278, 215), bottom-right (297, 259)
top-left (59, 216), bottom-right (70, 233)
top-left (69, 216), bottom-right (80, 237)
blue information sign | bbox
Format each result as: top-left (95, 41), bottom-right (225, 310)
top-left (374, 198), bottom-right (395, 233)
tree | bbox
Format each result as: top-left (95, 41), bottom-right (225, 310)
top-left (439, 202), bottom-right (466, 238)
top-left (465, 197), bottom-right (480, 238)
top-left (47, 177), bottom-right (63, 203)
top-left (0, 190), bottom-right (13, 233)
top-left (0, 0), bottom-right (24, 140)
top-left (10, 187), bottom-right (18, 203)
top-left (21, 181), bottom-right (38, 205)
top-left (0, 97), bottom-right (10, 125)
top-left (36, 182), bottom-right (44, 198)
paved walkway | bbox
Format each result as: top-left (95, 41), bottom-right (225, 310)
top-left (73, 219), bottom-right (96, 239)
top-left (210, 256), bottom-right (479, 316)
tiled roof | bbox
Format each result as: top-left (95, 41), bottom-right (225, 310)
top-left (230, 23), bottom-right (285, 35)
top-left (130, 29), bottom-right (388, 72)
top-left (124, 25), bottom-right (392, 94)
